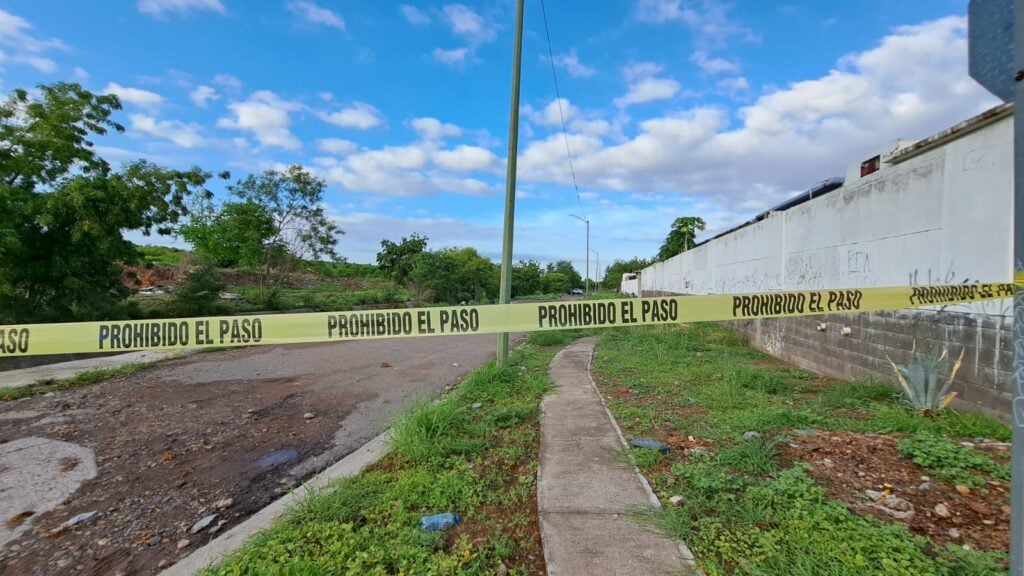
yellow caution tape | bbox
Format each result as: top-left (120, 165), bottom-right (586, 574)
top-left (0, 282), bottom-right (1015, 357)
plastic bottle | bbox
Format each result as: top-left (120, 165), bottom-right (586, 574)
top-left (629, 438), bottom-right (670, 453)
top-left (420, 512), bottom-right (461, 532)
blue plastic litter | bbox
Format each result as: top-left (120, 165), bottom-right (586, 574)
top-left (421, 512), bottom-right (461, 532)
top-left (630, 438), bottom-right (670, 453)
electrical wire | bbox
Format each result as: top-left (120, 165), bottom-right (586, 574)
top-left (539, 0), bottom-right (586, 220)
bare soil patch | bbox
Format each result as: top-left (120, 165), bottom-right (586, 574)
top-left (779, 431), bottom-right (1010, 553)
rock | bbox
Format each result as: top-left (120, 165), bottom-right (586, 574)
top-left (303, 413), bottom-right (315, 420)
top-left (683, 447), bottom-right (708, 457)
top-left (967, 501), bottom-right (988, 515)
top-left (934, 503), bottom-right (951, 518)
top-left (49, 511), bottom-right (98, 535)
top-left (214, 498), bottom-right (234, 510)
top-left (1003, 505), bottom-right (1012, 515)
top-left (792, 428), bottom-right (818, 436)
top-left (918, 482), bottom-right (932, 493)
top-left (189, 514), bottom-right (217, 534)
top-left (955, 485), bottom-right (971, 496)
top-left (379, 362), bottom-right (391, 368)
top-left (821, 458), bottom-right (835, 468)
top-left (865, 490), bottom-right (885, 502)
top-left (157, 560), bottom-right (169, 569)
top-left (742, 431), bottom-right (762, 441)
top-left (668, 495), bottom-right (684, 506)
top-left (982, 520), bottom-right (995, 526)
top-left (920, 476), bottom-right (930, 482)
top-left (471, 403), bottom-right (482, 409)
top-left (176, 539), bottom-right (190, 550)
top-left (881, 495), bottom-right (913, 512)
top-left (97, 539), bottom-right (109, 546)
top-left (947, 528), bottom-right (961, 539)
top-left (496, 562), bottom-right (509, 576)
top-left (246, 409), bottom-right (256, 414)
top-left (452, 363), bottom-right (460, 367)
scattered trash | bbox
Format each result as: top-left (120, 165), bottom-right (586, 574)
top-left (452, 363), bottom-right (460, 367)
top-left (48, 511), bottom-right (97, 535)
top-left (668, 495), bottom-right (684, 506)
top-left (471, 403), bottom-right (482, 409)
top-left (421, 512), bottom-right (461, 532)
top-left (190, 514), bottom-right (218, 534)
top-left (380, 362), bottom-right (391, 368)
top-left (213, 498), bottom-right (234, 510)
top-left (177, 539), bottom-right (191, 550)
top-left (303, 413), bottom-right (316, 420)
top-left (742, 431), bottom-right (762, 441)
top-left (218, 292), bottom-right (241, 301)
top-left (948, 528), bottom-right (961, 539)
top-left (630, 438), bottom-right (670, 453)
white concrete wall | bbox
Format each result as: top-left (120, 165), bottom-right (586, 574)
top-left (635, 111), bottom-right (1013, 317)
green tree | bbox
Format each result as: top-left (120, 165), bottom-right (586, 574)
top-left (166, 265), bottom-right (226, 317)
top-left (377, 233), bottom-right (428, 284)
top-left (604, 257), bottom-right (652, 290)
top-left (542, 271), bottom-right (570, 294)
top-left (228, 164), bottom-right (343, 286)
top-left (0, 83), bottom-right (215, 323)
top-left (511, 259), bottom-right (544, 297)
top-left (657, 217), bottom-right (706, 261)
top-left (179, 199), bottom-right (275, 268)
top-left (408, 247), bottom-right (497, 304)
top-left (545, 259), bottom-right (583, 290)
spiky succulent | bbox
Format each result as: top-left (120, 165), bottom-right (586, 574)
top-left (886, 342), bottom-right (964, 411)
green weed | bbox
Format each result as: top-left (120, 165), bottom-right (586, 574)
top-left (896, 434), bottom-right (1010, 487)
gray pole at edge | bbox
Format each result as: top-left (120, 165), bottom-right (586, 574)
top-left (496, 0), bottom-right (525, 367)
top-left (1013, 0), bottom-right (1024, 571)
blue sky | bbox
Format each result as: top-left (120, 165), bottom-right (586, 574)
top-left (0, 0), bottom-right (999, 278)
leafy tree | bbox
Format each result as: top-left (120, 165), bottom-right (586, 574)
top-left (604, 257), bottom-right (652, 290)
top-left (0, 83), bottom-right (215, 323)
top-left (408, 247), bottom-right (497, 303)
top-left (179, 199), bottom-right (275, 268)
top-left (657, 216), bottom-right (706, 261)
top-left (545, 259), bottom-right (582, 290)
top-left (377, 233), bottom-right (428, 284)
top-left (542, 271), bottom-right (570, 294)
top-left (228, 164), bottom-right (343, 286)
top-left (511, 259), bottom-right (544, 297)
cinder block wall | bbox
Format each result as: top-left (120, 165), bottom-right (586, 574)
top-left (729, 309), bottom-right (1012, 422)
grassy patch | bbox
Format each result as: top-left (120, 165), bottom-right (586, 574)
top-left (0, 360), bottom-right (160, 401)
top-left (202, 338), bottom-right (572, 576)
top-left (592, 324), bottom-right (1009, 575)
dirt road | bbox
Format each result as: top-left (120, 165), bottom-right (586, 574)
top-left (0, 334), bottom-right (519, 576)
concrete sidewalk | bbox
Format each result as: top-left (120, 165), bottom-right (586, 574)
top-left (0, 349), bottom-right (186, 389)
top-left (538, 338), bottom-right (700, 576)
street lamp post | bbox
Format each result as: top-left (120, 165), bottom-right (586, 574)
top-left (590, 249), bottom-right (600, 291)
top-left (570, 214), bottom-right (590, 295)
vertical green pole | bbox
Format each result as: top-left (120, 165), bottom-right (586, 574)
top-left (497, 0), bottom-right (525, 367)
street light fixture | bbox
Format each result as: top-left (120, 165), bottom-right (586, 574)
top-left (570, 214), bottom-right (589, 296)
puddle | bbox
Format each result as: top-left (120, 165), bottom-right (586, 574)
top-left (254, 448), bottom-right (298, 471)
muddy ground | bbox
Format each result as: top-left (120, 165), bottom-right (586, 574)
top-left (0, 334), bottom-right (516, 576)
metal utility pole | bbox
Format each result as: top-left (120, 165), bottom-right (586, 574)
top-left (571, 214), bottom-right (589, 295)
top-left (967, 0), bottom-right (1019, 571)
top-left (496, 0), bottom-right (525, 367)
top-left (591, 249), bottom-right (600, 291)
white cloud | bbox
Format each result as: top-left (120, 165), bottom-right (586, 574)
top-left (691, 50), bottom-right (739, 74)
top-left (432, 145), bottom-right (497, 171)
top-left (72, 66), bottom-right (89, 81)
top-left (717, 75), bottom-right (749, 94)
top-left (317, 91), bottom-right (333, 101)
top-left (287, 1), bottom-right (345, 30)
top-left (137, 0), bottom-right (225, 17)
top-left (316, 137), bottom-right (357, 155)
top-left (212, 73), bottom-right (242, 91)
top-left (635, 0), bottom-right (754, 48)
top-left (216, 90), bottom-right (303, 150)
top-left (0, 9), bottom-right (68, 74)
top-left (551, 49), bottom-right (596, 78)
top-left (319, 102), bottom-right (384, 130)
top-left (527, 98), bottom-right (580, 127)
top-left (442, 4), bottom-right (496, 43)
top-left (411, 117), bottom-right (462, 140)
top-left (615, 77), bottom-right (680, 107)
top-left (189, 85), bottom-right (219, 107)
top-left (623, 61), bottom-right (663, 81)
top-left (400, 4), bottom-right (431, 25)
top-left (518, 16), bottom-right (999, 219)
top-left (103, 82), bottom-right (165, 109)
top-left (129, 114), bottom-right (206, 148)
top-left (433, 47), bottom-right (470, 67)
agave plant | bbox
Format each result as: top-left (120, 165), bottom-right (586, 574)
top-left (886, 342), bottom-right (964, 412)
